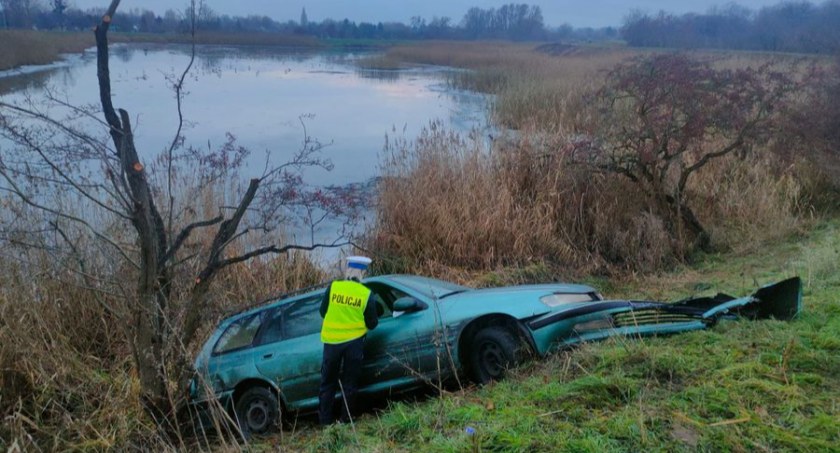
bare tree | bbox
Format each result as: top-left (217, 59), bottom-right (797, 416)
top-left (0, 0), bottom-right (39, 28)
top-left (0, 0), bottom-right (357, 426)
top-left (574, 53), bottom-right (798, 253)
top-left (50, 0), bottom-right (66, 15)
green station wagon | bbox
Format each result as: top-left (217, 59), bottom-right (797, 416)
top-left (190, 274), bottom-right (800, 434)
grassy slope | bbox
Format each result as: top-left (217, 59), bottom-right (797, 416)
top-left (257, 221), bottom-right (840, 452)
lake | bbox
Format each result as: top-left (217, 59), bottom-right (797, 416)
top-left (0, 44), bottom-right (489, 260)
top-left (1, 44), bottom-right (489, 183)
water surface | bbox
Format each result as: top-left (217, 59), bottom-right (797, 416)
top-left (0, 44), bottom-right (489, 259)
top-left (1, 44), bottom-right (488, 183)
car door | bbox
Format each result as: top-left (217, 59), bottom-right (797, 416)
top-left (204, 311), bottom-right (267, 395)
top-left (361, 285), bottom-right (448, 392)
top-left (250, 294), bottom-right (325, 410)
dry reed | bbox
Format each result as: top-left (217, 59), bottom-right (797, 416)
top-left (378, 42), bottom-right (637, 130)
top-left (370, 121), bottom-right (807, 280)
top-left (0, 30), bottom-right (321, 73)
top-left (0, 176), bottom-right (325, 450)
top-left (364, 42), bottom-right (815, 280)
top-left (0, 30), bottom-right (93, 71)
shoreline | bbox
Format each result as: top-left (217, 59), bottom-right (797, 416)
top-left (0, 29), bottom-right (395, 72)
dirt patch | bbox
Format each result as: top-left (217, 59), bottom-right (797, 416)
top-left (670, 422), bottom-right (701, 448)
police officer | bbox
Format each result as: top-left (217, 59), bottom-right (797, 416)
top-left (318, 256), bottom-right (378, 425)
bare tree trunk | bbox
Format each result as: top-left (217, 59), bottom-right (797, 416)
top-left (89, 0), bottom-right (350, 428)
top-left (664, 194), bottom-right (711, 253)
top-left (95, 0), bottom-right (172, 419)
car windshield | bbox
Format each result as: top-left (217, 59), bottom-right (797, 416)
top-left (385, 275), bottom-right (471, 300)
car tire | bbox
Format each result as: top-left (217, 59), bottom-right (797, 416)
top-left (234, 386), bottom-right (279, 435)
top-left (468, 327), bottom-right (524, 385)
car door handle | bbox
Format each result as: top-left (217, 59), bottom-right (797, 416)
top-left (263, 353), bottom-right (273, 359)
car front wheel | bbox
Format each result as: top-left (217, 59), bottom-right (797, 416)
top-left (234, 386), bottom-right (279, 435)
top-left (468, 327), bottom-right (524, 384)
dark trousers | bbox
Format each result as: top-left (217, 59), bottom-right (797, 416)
top-left (319, 336), bottom-right (364, 425)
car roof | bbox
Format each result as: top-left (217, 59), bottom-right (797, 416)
top-left (217, 274), bottom-right (449, 324)
top-left (217, 275), bottom-right (598, 326)
top-left (221, 282), bottom-right (329, 325)
top-left (365, 274), bottom-right (470, 298)
top-left (465, 283), bottom-right (597, 295)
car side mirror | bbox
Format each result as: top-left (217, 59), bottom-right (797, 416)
top-left (393, 297), bottom-right (428, 313)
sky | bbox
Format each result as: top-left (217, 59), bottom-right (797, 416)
top-left (70, 1), bottom-right (788, 29)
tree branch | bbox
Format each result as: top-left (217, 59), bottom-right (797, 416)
top-left (167, 0), bottom-right (198, 248)
top-left (159, 215), bottom-right (223, 268)
top-left (95, 0), bottom-right (124, 149)
top-left (0, 167), bottom-right (140, 268)
top-left (1, 122), bottom-right (130, 218)
top-left (196, 178), bottom-right (260, 282)
top-left (215, 241), bottom-right (353, 270)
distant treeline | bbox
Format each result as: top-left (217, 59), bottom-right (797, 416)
top-left (4, 0), bottom-right (839, 54)
top-left (622, 1), bottom-right (840, 54)
top-left (0, 1), bottom-right (610, 43)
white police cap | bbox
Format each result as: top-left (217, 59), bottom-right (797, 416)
top-left (346, 255), bottom-right (372, 270)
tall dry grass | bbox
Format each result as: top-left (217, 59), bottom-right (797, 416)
top-left (0, 30), bottom-right (93, 71)
top-left (691, 154), bottom-right (808, 251)
top-left (0, 30), bottom-right (322, 73)
top-left (372, 123), bottom-right (646, 276)
top-left (0, 173), bottom-right (326, 450)
top-left (370, 122), bottom-right (807, 279)
top-left (375, 42), bottom-right (640, 131)
top-left (364, 42), bottom-right (819, 279)
top-left (0, 249), bottom-right (322, 450)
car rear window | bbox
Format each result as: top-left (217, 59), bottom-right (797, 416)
top-left (213, 312), bottom-right (266, 355)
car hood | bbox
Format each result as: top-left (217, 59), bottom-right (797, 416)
top-left (444, 283), bottom-right (597, 299)
top-left (437, 283), bottom-right (599, 320)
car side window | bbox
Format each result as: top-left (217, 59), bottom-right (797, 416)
top-left (283, 295), bottom-right (323, 339)
top-left (257, 308), bottom-right (283, 346)
top-left (213, 312), bottom-right (266, 355)
top-left (367, 283), bottom-right (411, 318)
top-left (371, 293), bottom-right (390, 318)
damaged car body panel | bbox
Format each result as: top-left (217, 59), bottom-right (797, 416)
top-left (191, 275), bottom-right (801, 432)
top-left (528, 277), bottom-right (802, 353)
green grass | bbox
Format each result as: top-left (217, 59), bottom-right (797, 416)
top-left (255, 220), bottom-right (840, 452)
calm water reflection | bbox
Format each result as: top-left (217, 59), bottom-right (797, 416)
top-left (0, 44), bottom-right (489, 259)
top-left (0, 44), bottom-right (488, 186)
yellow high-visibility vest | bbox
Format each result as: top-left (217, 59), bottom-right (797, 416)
top-left (321, 280), bottom-right (371, 344)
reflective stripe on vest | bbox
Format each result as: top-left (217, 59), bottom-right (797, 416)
top-left (321, 280), bottom-right (371, 344)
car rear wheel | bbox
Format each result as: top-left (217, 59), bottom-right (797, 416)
top-left (468, 327), bottom-right (524, 384)
top-left (234, 386), bottom-right (279, 435)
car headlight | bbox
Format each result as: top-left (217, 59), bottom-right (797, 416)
top-left (540, 293), bottom-right (598, 307)
top-left (572, 317), bottom-right (614, 333)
